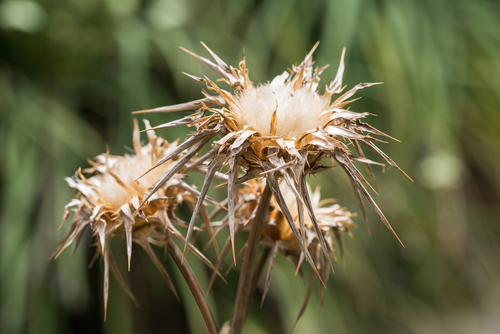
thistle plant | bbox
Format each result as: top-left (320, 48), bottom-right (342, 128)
top-left (55, 42), bottom-right (410, 334)
top-left (53, 120), bottom-right (221, 330)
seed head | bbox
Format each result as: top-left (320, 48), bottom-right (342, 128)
top-left (134, 42), bottom-right (411, 274)
top-left (52, 120), bottom-right (218, 318)
top-left (212, 178), bottom-right (355, 325)
top-left (260, 181), bottom-right (356, 324)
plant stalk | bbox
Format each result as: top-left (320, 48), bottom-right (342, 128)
top-left (244, 246), bottom-right (271, 319)
top-left (167, 239), bottom-right (219, 334)
top-left (230, 183), bottom-right (273, 334)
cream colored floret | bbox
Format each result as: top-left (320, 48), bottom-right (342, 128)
top-left (233, 83), bottom-right (329, 138)
top-left (89, 153), bottom-right (170, 210)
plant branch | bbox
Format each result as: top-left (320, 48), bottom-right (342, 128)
top-left (244, 246), bottom-right (271, 319)
top-left (230, 183), bottom-right (273, 334)
top-left (167, 239), bottom-right (218, 334)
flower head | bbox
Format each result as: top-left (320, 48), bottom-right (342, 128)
top-left (135, 42), bottom-right (411, 273)
top-left (53, 120), bottom-right (219, 318)
top-left (210, 178), bottom-right (355, 326)
top-left (261, 182), bottom-right (355, 265)
top-left (260, 181), bottom-right (355, 326)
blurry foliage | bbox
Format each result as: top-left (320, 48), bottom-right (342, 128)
top-left (1, 0), bottom-right (500, 333)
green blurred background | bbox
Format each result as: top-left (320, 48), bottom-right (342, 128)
top-left (2, 0), bottom-right (500, 333)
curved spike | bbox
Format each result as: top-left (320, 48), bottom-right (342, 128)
top-left (134, 234), bottom-right (179, 301)
top-left (333, 82), bottom-right (382, 106)
top-left (227, 154), bottom-right (241, 264)
top-left (336, 153), bottom-right (404, 247)
top-left (132, 96), bottom-right (225, 114)
top-left (291, 270), bottom-right (317, 333)
top-left (266, 172), bottom-right (325, 286)
top-left (200, 41), bottom-right (231, 71)
top-left (180, 46), bottom-right (240, 87)
top-left (298, 175), bottom-right (335, 274)
top-left (355, 119), bottom-right (400, 142)
top-left (332, 227), bottom-right (346, 266)
top-left (296, 193), bottom-right (308, 257)
top-left (360, 140), bottom-right (413, 182)
top-left (135, 129), bottom-right (212, 181)
top-left (182, 155), bottom-right (224, 262)
top-left (132, 119), bottom-right (142, 154)
top-left (260, 242), bottom-right (280, 307)
top-left (51, 218), bottom-right (90, 260)
top-left (327, 47), bottom-right (346, 95)
top-left (300, 41), bottom-right (320, 69)
top-left (167, 223), bottom-right (227, 284)
top-left (134, 135), bottom-right (214, 215)
top-left (350, 139), bottom-right (381, 192)
top-left (295, 252), bottom-right (304, 277)
top-left (119, 204), bottom-right (134, 271)
top-left (107, 244), bottom-right (140, 307)
top-left (334, 149), bottom-right (378, 195)
top-left (351, 179), bottom-right (369, 234)
top-left (271, 156), bottom-right (334, 272)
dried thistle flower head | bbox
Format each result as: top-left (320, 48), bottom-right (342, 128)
top-left (53, 120), bottom-right (219, 318)
top-left (211, 178), bottom-right (355, 327)
top-left (260, 181), bottom-right (354, 302)
top-left (262, 182), bottom-right (356, 328)
top-left (262, 181), bottom-right (354, 263)
top-left (135, 42), bottom-right (411, 274)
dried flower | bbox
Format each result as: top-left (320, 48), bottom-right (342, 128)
top-left (210, 178), bottom-right (355, 328)
top-left (262, 182), bottom-right (354, 267)
top-left (53, 120), bottom-right (219, 318)
top-left (262, 181), bottom-right (355, 328)
top-left (135, 42), bottom-right (411, 275)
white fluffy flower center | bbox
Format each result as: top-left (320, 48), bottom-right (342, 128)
top-left (89, 153), bottom-right (170, 210)
top-left (233, 83), bottom-right (329, 138)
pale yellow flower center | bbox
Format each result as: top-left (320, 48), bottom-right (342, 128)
top-left (89, 153), bottom-right (170, 210)
top-left (233, 83), bottom-right (329, 138)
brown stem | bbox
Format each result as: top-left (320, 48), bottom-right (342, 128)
top-left (230, 184), bottom-right (273, 334)
top-left (244, 246), bottom-right (271, 319)
top-left (167, 239), bottom-right (219, 334)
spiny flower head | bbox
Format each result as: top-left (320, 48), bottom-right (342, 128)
top-left (135, 42), bottom-right (411, 276)
top-left (261, 181), bottom-right (354, 306)
top-left (262, 182), bottom-right (355, 264)
top-left (53, 120), bottom-right (219, 318)
top-left (210, 178), bottom-right (356, 326)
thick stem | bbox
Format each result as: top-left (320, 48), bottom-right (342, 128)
top-left (167, 239), bottom-right (218, 334)
top-left (230, 184), bottom-right (273, 334)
